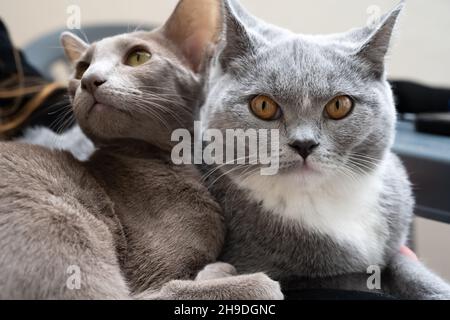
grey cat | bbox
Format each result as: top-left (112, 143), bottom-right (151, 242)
top-left (199, 0), bottom-right (450, 299)
top-left (0, 0), bottom-right (282, 299)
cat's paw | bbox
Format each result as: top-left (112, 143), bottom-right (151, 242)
top-left (429, 293), bottom-right (450, 300)
top-left (242, 273), bottom-right (284, 300)
top-left (196, 262), bottom-right (237, 281)
top-left (155, 272), bottom-right (283, 300)
top-left (429, 287), bottom-right (450, 300)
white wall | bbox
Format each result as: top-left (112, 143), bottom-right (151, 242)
top-left (1, 0), bottom-right (450, 280)
top-left (2, 0), bottom-right (450, 87)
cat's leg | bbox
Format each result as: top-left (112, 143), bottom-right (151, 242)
top-left (195, 262), bottom-right (238, 281)
top-left (0, 192), bottom-right (281, 300)
top-left (194, 262), bottom-right (284, 299)
top-left (0, 197), bottom-right (132, 299)
top-left (131, 261), bottom-right (282, 300)
top-left (385, 253), bottom-right (450, 300)
top-left (137, 270), bottom-right (284, 300)
top-left (0, 200), bottom-right (281, 300)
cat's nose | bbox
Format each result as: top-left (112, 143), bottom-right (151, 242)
top-left (81, 75), bottom-right (106, 94)
top-left (289, 140), bottom-right (320, 160)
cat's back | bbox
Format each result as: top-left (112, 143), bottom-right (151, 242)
top-left (0, 142), bottom-right (117, 221)
top-left (0, 142), bottom-right (103, 207)
top-left (0, 142), bottom-right (125, 299)
top-left (1, 142), bottom-right (85, 188)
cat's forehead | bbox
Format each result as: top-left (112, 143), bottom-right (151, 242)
top-left (240, 36), bottom-right (359, 99)
top-left (82, 32), bottom-right (164, 61)
top-left (258, 36), bottom-right (349, 74)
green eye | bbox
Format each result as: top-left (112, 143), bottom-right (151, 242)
top-left (125, 50), bottom-right (151, 67)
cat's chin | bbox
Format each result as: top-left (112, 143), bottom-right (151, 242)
top-left (89, 102), bottom-right (122, 116)
top-left (84, 102), bottom-right (130, 121)
top-left (280, 161), bottom-right (321, 176)
top-left (91, 103), bottom-right (109, 113)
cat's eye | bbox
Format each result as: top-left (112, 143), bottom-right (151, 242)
top-left (250, 95), bottom-right (281, 121)
top-left (325, 95), bottom-right (354, 120)
top-left (125, 49), bottom-right (152, 67)
top-left (75, 62), bottom-right (90, 80)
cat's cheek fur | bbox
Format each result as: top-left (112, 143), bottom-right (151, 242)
top-left (80, 110), bottom-right (130, 140)
top-left (68, 79), bottom-right (79, 97)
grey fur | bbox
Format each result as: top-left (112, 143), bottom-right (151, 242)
top-left (0, 0), bottom-right (282, 300)
top-left (199, 0), bottom-right (450, 299)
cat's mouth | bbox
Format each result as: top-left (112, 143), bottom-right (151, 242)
top-left (87, 98), bottom-right (129, 117)
top-left (86, 102), bottom-right (107, 117)
top-left (281, 160), bottom-right (321, 175)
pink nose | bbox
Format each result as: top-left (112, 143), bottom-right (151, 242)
top-left (81, 74), bottom-right (106, 94)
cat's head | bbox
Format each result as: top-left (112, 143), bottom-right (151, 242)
top-left (61, 0), bottom-right (221, 149)
top-left (201, 0), bottom-right (403, 186)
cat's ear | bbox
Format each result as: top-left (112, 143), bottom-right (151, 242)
top-left (60, 32), bottom-right (89, 64)
top-left (355, 2), bottom-right (404, 78)
top-left (162, 0), bottom-right (222, 73)
top-left (218, 0), bottom-right (255, 70)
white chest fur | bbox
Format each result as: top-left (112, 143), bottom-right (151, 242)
top-left (236, 168), bottom-right (389, 265)
top-left (19, 125), bottom-right (95, 161)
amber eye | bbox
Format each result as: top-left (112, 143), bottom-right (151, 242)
top-left (250, 95), bottom-right (280, 120)
top-left (75, 62), bottom-right (89, 80)
top-left (325, 95), bottom-right (354, 120)
top-left (125, 49), bottom-right (152, 67)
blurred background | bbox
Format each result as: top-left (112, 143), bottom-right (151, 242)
top-left (2, 0), bottom-right (450, 86)
top-left (1, 0), bottom-right (450, 281)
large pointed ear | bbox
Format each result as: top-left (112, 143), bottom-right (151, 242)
top-left (355, 2), bottom-right (404, 78)
top-left (60, 32), bottom-right (89, 64)
top-left (162, 0), bottom-right (222, 73)
top-left (218, 0), bottom-right (255, 70)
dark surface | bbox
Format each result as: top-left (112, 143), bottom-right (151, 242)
top-left (394, 121), bottom-right (450, 225)
top-left (0, 20), bottom-right (41, 80)
top-left (0, 19), bottom-right (41, 110)
top-left (391, 80), bottom-right (450, 114)
top-left (284, 289), bottom-right (395, 300)
top-left (416, 113), bottom-right (450, 137)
